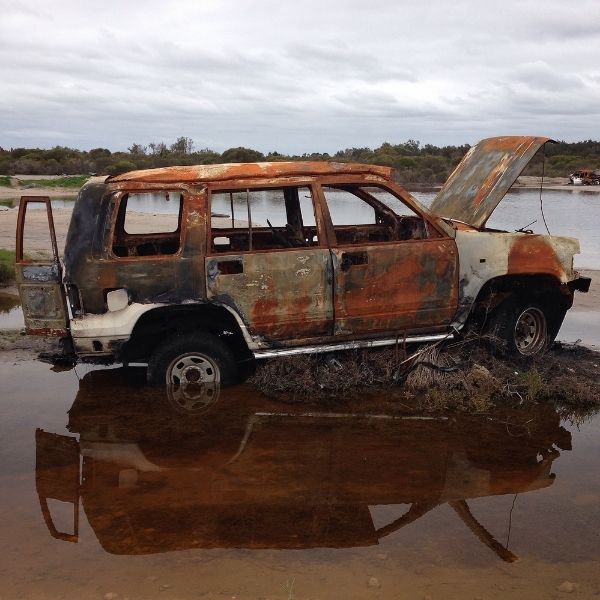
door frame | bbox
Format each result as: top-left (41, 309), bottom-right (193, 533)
top-left (15, 196), bottom-right (70, 336)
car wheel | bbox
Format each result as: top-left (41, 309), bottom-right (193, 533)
top-left (147, 332), bottom-right (238, 387)
top-left (488, 298), bottom-right (549, 357)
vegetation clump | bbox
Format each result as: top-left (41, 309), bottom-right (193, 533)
top-left (0, 249), bottom-right (16, 285)
top-left (249, 339), bottom-right (600, 414)
top-left (2, 137), bottom-right (599, 184)
top-left (18, 175), bottom-right (89, 188)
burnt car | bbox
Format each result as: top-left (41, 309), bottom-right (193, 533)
top-left (15, 136), bottom-right (591, 385)
top-left (569, 170), bottom-right (600, 185)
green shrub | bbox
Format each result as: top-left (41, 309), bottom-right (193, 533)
top-left (0, 249), bottom-right (16, 284)
top-left (107, 161), bottom-right (137, 176)
top-left (19, 175), bottom-right (88, 188)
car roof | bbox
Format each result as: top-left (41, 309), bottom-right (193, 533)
top-left (107, 161), bottom-right (393, 184)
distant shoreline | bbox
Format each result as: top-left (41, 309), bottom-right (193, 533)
top-left (0, 187), bottom-right (78, 200)
top-left (2, 182), bottom-right (600, 201)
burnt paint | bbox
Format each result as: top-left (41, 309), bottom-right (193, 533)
top-left (207, 248), bottom-right (334, 341)
top-left (431, 136), bottom-right (552, 228)
top-left (333, 239), bottom-right (459, 334)
top-left (508, 235), bottom-right (567, 279)
top-left (109, 161), bottom-right (394, 185)
top-left (64, 183), bottom-right (207, 314)
top-left (21, 264), bottom-right (60, 283)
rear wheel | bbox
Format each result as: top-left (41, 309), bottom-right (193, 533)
top-left (488, 298), bottom-right (549, 357)
top-left (147, 332), bottom-right (238, 388)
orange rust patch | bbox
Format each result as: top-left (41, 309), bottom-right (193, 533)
top-left (508, 235), bottom-right (565, 278)
top-left (109, 162), bottom-right (393, 185)
top-left (335, 241), bottom-right (458, 332)
top-left (27, 327), bottom-right (68, 337)
top-left (251, 294), bottom-right (328, 339)
top-left (251, 297), bottom-right (280, 325)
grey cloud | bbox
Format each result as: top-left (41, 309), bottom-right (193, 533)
top-left (512, 61), bottom-right (584, 92)
top-left (2, 0), bottom-right (600, 152)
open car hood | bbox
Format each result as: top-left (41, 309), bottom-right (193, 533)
top-left (429, 136), bottom-right (553, 228)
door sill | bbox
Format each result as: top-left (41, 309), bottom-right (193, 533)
top-left (253, 332), bottom-right (453, 359)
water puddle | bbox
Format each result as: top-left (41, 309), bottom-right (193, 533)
top-left (0, 291), bottom-right (23, 329)
top-left (1, 362), bottom-right (600, 598)
top-left (560, 310), bottom-right (600, 348)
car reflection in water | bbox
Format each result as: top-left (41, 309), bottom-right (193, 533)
top-left (35, 369), bottom-right (572, 562)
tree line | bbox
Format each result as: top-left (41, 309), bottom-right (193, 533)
top-left (1, 136), bottom-right (599, 184)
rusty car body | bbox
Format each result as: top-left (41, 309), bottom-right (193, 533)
top-left (15, 136), bottom-right (591, 386)
top-left (568, 170), bottom-right (600, 185)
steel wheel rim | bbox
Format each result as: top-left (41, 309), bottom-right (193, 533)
top-left (166, 353), bottom-right (220, 384)
top-left (514, 307), bottom-right (547, 355)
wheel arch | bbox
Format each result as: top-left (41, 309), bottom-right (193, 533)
top-left (466, 273), bottom-right (573, 338)
top-left (122, 302), bottom-right (254, 364)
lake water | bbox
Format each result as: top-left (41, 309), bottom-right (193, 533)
top-left (1, 361), bottom-right (599, 599)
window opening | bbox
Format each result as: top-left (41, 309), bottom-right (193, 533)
top-left (211, 186), bottom-right (318, 253)
top-left (322, 184), bottom-right (432, 245)
top-left (112, 191), bottom-right (183, 257)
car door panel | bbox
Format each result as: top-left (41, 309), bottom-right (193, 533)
top-left (332, 239), bottom-right (458, 334)
top-left (206, 248), bottom-right (333, 341)
top-left (15, 197), bottom-right (70, 336)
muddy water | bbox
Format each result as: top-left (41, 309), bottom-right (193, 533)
top-left (0, 291), bottom-right (23, 329)
top-left (1, 362), bottom-right (600, 599)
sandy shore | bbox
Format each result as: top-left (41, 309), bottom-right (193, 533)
top-left (0, 207), bottom-right (238, 258)
top-left (0, 187), bottom-right (78, 200)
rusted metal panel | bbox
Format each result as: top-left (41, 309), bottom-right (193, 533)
top-left (206, 248), bottom-right (334, 341)
top-left (332, 239), bottom-right (459, 334)
top-left (15, 196), bottom-right (70, 336)
top-left (430, 136), bottom-right (552, 228)
top-left (507, 234), bottom-right (575, 279)
top-left (65, 188), bottom-right (206, 314)
top-left (108, 162), bottom-right (393, 185)
top-left (451, 229), bottom-right (581, 326)
top-left (27, 327), bottom-right (69, 337)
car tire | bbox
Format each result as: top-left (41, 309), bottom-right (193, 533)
top-left (488, 297), bottom-right (549, 357)
top-left (147, 332), bottom-right (238, 386)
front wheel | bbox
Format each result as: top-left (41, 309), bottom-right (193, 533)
top-left (147, 332), bottom-right (238, 388)
top-left (488, 299), bottom-right (549, 357)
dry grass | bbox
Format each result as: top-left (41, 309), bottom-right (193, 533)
top-left (250, 337), bottom-right (600, 416)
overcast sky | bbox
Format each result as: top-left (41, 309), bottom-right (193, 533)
top-left (2, 0), bottom-right (600, 153)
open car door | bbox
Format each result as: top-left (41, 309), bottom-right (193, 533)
top-left (15, 196), bottom-right (69, 336)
